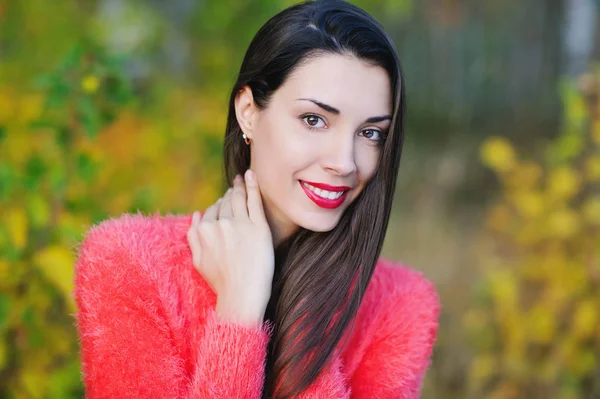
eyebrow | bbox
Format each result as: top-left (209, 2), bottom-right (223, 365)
top-left (296, 98), bottom-right (392, 124)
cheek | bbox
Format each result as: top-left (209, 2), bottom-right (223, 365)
top-left (355, 148), bottom-right (380, 182)
top-left (253, 117), bottom-right (315, 172)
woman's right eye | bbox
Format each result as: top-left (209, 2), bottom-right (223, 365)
top-left (301, 114), bottom-right (327, 129)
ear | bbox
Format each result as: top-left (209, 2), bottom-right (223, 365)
top-left (234, 85), bottom-right (259, 140)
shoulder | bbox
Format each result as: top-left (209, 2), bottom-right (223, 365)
top-left (355, 257), bottom-right (440, 354)
top-left (368, 257), bottom-right (440, 311)
top-left (77, 211), bottom-right (192, 258)
top-left (340, 257), bottom-right (440, 382)
top-left (366, 257), bottom-right (440, 331)
top-left (73, 211), bottom-right (194, 299)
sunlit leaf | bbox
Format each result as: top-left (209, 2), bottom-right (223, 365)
top-left (33, 245), bottom-right (75, 306)
top-left (480, 136), bottom-right (517, 172)
top-left (547, 166), bottom-right (581, 200)
top-left (26, 194), bottom-right (51, 229)
top-left (5, 207), bottom-right (28, 251)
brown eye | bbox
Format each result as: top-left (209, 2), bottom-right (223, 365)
top-left (301, 114), bottom-right (326, 129)
top-left (360, 129), bottom-right (381, 141)
top-left (307, 115), bottom-right (319, 126)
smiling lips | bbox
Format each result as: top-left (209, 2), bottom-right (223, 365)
top-left (300, 180), bottom-right (351, 209)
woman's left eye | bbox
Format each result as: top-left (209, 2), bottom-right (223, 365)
top-left (302, 114), bottom-right (326, 129)
top-left (359, 129), bottom-right (384, 142)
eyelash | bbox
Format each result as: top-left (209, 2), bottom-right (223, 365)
top-left (300, 114), bottom-right (387, 144)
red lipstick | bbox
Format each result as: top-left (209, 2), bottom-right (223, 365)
top-left (299, 180), bottom-right (350, 209)
top-left (302, 181), bottom-right (351, 191)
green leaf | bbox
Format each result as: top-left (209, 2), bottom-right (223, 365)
top-left (46, 80), bottom-right (70, 109)
top-left (0, 163), bottom-right (14, 201)
top-left (28, 120), bottom-right (56, 131)
top-left (49, 163), bottom-right (67, 194)
top-left (56, 126), bottom-right (75, 148)
top-left (75, 152), bottom-right (97, 182)
top-left (104, 74), bottom-right (133, 105)
top-left (47, 358), bottom-right (84, 398)
top-left (0, 293), bottom-right (10, 329)
top-left (77, 96), bottom-right (101, 138)
top-left (59, 44), bottom-right (84, 71)
top-left (23, 155), bottom-right (46, 191)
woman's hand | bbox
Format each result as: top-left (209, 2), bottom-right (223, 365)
top-left (187, 169), bottom-right (274, 328)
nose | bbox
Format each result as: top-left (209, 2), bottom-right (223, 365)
top-left (322, 134), bottom-right (357, 176)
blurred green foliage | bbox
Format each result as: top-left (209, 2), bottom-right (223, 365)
top-left (469, 73), bottom-right (600, 398)
top-left (0, 41), bottom-right (134, 397)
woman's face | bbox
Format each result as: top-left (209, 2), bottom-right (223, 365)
top-left (235, 53), bottom-right (392, 243)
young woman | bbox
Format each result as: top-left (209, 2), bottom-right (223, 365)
top-left (73, 1), bottom-right (440, 398)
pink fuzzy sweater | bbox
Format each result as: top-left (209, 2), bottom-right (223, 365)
top-left (73, 212), bottom-right (440, 398)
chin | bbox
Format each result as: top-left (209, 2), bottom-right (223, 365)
top-left (296, 213), bottom-right (342, 233)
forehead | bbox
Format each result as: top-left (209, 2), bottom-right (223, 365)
top-left (275, 53), bottom-right (392, 116)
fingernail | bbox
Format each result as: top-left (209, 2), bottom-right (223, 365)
top-left (245, 169), bottom-right (254, 182)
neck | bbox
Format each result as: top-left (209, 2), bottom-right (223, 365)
top-left (262, 199), bottom-right (298, 247)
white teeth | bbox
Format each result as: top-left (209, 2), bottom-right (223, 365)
top-left (302, 181), bottom-right (345, 200)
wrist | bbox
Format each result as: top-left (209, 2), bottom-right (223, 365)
top-left (216, 295), bottom-right (267, 329)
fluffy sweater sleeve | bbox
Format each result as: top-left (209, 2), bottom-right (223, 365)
top-left (73, 216), bottom-right (273, 399)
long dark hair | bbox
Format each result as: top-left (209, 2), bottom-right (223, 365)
top-left (223, 1), bottom-right (406, 397)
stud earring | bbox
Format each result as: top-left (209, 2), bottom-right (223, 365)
top-left (242, 133), bottom-right (251, 145)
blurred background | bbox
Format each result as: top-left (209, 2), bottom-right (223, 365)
top-left (0, 0), bottom-right (599, 397)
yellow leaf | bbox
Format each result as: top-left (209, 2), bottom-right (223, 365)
top-left (593, 120), bottom-right (600, 144)
top-left (547, 166), bottom-right (581, 200)
top-left (0, 259), bottom-right (8, 281)
top-left (463, 309), bottom-right (489, 332)
top-left (470, 354), bottom-right (497, 382)
top-left (571, 350), bottom-right (597, 377)
top-left (507, 161), bottom-right (543, 188)
top-left (480, 136), bottom-right (517, 172)
top-left (3, 131), bottom-right (36, 166)
top-left (489, 269), bottom-right (518, 307)
top-left (582, 197), bottom-right (600, 225)
top-left (527, 305), bottom-right (556, 344)
top-left (81, 75), bottom-right (100, 94)
top-left (547, 209), bottom-right (581, 238)
top-left (572, 299), bottom-right (598, 339)
top-left (5, 207), bottom-right (28, 251)
top-left (0, 88), bottom-right (15, 124)
top-left (26, 194), bottom-right (51, 229)
top-left (33, 246), bottom-right (75, 307)
top-left (17, 94), bottom-right (44, 124)
top-left (0, 336), bottom-right (5, 368)
top-left (565, 84), bottom-right (588, 124)
top-left (585, 156), bottom-right (600, 181)
top-left (21, 368), bottom-right (45, 398)
top-left (511, 191), bottom-right (544, 218)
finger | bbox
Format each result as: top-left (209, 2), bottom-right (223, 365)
top-left (191, 210), bottom-right (201, 226)
top-left (244, 169), bottom-right (267, 224)
top-left (218, 188), bottom-right (234, 219)
top-left (231, 174), bottom-right (249, 219)
top-left (186, 216), bottom-right (202, 268)
top-left (202, 198), bottom-right (222, 222)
